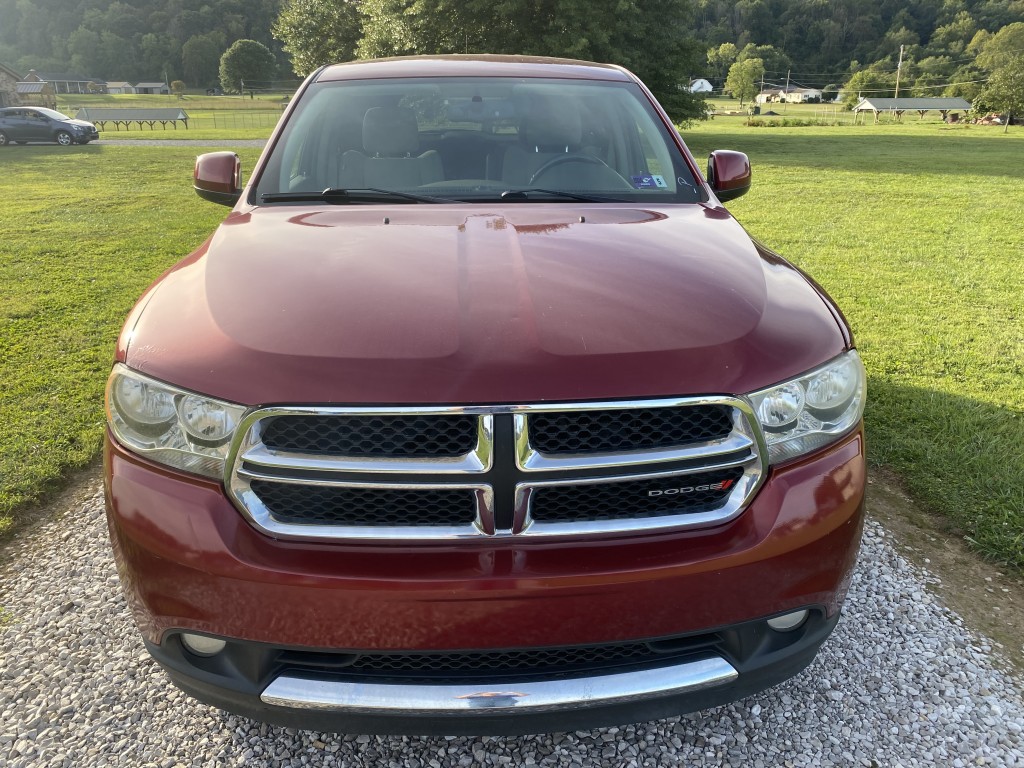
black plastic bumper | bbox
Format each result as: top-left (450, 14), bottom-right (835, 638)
top-left (145, 608), bottom-right (840, 736)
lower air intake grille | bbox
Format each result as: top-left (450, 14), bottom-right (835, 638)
top-left (249, 480), bottom-right (477, 527)
top-left (274, 633), bottom-right (721, 682)
top-left (530, 467), bottom-right (744, 523)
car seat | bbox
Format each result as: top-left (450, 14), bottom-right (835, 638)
top-left (338, 106), bottom-right (444, 188)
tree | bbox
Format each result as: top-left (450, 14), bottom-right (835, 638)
top-left (352, 0), bottom-right (707, 122)
top-left (979, 55), bottom-right (1024, 133)
top-left (725, 57), bottom-right (763, 106)
top-left (274, 0), bottom-right (362, 76)
top-left (183, 32), bottom-right (226, 89)
top-left (140, 33), bottom-right (175, 83)
top-left (706, 42), bottom-right (738, 80)
top-left (737, 43), bottom-right (790, 77)
top-left (927, 11), bottom-right (976, 55)
top-left (171, 80), bottom-right (186, 95)
top-left (219, 39), bottom-right (277, 93)
top-left (842, 67), bottom-right (897, 109)
top-left (974, 23), bottom-right (1024, 72)
top-left (944, 63), bottom-right (985, 101)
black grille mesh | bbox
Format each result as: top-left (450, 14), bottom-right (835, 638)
top-left (250, 480), bottom-right (477, 527)
top-left (261, 414), bottom-right (478, 458)
top-left (528, 405), bottom-right (733, 455)
top-left (274, 634), bottom-right (721, 681)
top-left (530, 467), bottom-right (744, 523)
top-left (351, 644), bottom-right (651, 673)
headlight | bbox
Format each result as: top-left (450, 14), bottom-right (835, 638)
top-left (105, 364), bottom-right (246, 478)
top-left (746, 351), bottom-right (865, 464)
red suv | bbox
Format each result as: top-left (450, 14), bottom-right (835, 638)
top-left (104, 56), bottom-right (865, 735)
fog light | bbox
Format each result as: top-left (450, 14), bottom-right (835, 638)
top-left (767, 610), bottom-right (809, 632)
top-left (180, 633), bottom-right (227, 656)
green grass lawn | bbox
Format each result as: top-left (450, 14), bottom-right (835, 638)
top-left (684, 120), bottom-right (1024, 568)
top-left (0, 122), bottom-right (1021, 568)
top-left (0, 145), bottom-right (263, 532)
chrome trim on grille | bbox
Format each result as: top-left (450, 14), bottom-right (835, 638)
top-left (512, 456), bottom-right (762, 538)
top-left (260, 655), bottom-right (738, 715)
top-left (230, 407), bottom-right (493, 475)
top-left (225, 397), bottom-right (767, 542)
top-left (514, 398), bottom-right (755, 472)
top-left (229, 468), bottom-right (495, 540)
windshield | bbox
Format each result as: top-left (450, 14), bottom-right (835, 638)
top-left (35, 108), bottom-right (72, 121)
top-left (254, 76), bottom-right (703, 204)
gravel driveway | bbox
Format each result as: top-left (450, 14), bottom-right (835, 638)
top-left (1, 482), bottom-right (1021, 767)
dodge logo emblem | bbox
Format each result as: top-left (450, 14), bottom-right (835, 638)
top-left (648, 478), bottom-right (735, 497)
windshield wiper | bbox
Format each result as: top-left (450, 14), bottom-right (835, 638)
top-left (499, 188), bottom-right (629, 203)
top-left (260, 188), bottom-right (460, 204)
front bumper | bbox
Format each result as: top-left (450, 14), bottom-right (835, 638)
top-left (149, 608), bottom-right (838, 735)
top-left (105, 427), bottom-right (864, 733)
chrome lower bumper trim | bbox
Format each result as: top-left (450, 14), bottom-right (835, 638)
top-left (260, 656), bottom-right (738, 715)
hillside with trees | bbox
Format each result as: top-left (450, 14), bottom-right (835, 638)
top-left (694, 0), bottom-right (1024, 104)
top-left (0, 0), bottom-right (1021, 114)
top-left (0, 0), bottom-right (286, 89)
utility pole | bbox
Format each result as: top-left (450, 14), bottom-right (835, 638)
top-left (783, 69), bottom-right (791, 113)
top-left (893, 44), bottom-right (905, 121)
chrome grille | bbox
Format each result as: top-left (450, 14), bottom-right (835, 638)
top-left (227, 399), bottom-right (766, 541)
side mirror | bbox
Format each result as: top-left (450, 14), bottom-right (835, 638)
top-left (194, 151), bottom-right (242, 206)
top-left (707, 150), bottom-right (751, 202)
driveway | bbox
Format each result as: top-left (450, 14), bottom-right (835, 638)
top-left (1, 480), bottom-right (1021, 767)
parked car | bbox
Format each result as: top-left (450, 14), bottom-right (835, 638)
top-left (0, 107), bottom-right (99, 145)
top-left (104, 55), bottom-right (866, 735)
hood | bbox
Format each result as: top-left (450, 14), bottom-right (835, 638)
top-left (66, 119), bottom-right (95, 129)
top-left (123, 204), bottom-right (846, 405)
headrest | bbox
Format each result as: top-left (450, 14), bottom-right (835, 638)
top-left (520, 93), bottom-right (582, 149)
top-left (363, 106), bottom-right (419, 156)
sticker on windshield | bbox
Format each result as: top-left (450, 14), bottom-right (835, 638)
top-left (631, 174), bottom-right (668, 189)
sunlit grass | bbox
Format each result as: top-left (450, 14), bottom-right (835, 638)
top-left (685, 120), bottom-right (1024, 567)
top-left (0, 145), bottom-right (262, 534)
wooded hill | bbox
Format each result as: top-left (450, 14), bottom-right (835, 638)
top-left (0, 0), bottom-right (1021, 102)
top-left (696, 0), bottom-right (1024, 102)
top-left (0, 0), bottom-right (285, 88)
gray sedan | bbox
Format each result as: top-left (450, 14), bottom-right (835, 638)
top-left (0, 106), bottom-right (99, 146)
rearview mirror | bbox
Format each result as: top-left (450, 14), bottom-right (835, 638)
top-left (707, 150), bottom-right (751, 202)
top-left (194, 152), bottom-right (242, 206)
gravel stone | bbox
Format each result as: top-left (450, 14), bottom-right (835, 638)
top-left (1, 482), bottom-right (1022, 766)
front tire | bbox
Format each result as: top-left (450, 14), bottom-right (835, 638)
top-left (0, 131), bottom-right (8, 146)
top-left (56, 131), bottom-right (73, 146)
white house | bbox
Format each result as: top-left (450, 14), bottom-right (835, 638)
top-left (134, 81), bottom-right (169, 95)
top-left (107, 81), bottom-right (136, 95)
top-left (756, 86), bottom-right (823, 104)
top-left (787, 88), bottom-right (823, 103)
top-left (689, 78), bottom-right (713, 93)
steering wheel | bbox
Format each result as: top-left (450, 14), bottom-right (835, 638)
top-left (528, 154), bottom-right (610, 185)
